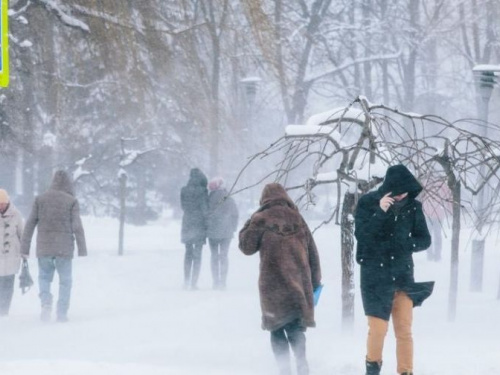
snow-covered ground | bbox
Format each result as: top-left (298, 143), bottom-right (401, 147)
top-left (1, 215), bottom-right (499, 375)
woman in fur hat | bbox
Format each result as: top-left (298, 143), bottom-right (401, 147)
top-left (0, 189), bottom-right (24, 316)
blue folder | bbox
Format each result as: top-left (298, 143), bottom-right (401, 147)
top-left (313, 284), bottom-right (324, 306)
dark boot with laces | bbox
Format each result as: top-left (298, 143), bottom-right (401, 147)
top-left (365, 360), bottom-right (382, 375)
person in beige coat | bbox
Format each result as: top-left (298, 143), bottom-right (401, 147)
top-left (21, 170), bottom-right (87, 322)
top-left (0, 189), bottom-right (24, 316)
top-left (239, 183), bottom-right (322, 375)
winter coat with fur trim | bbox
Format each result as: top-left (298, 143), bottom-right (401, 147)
top-left (355, 165), bottom-right (433, 321)
top-left (239, 183), bottom-right (322, 331)
top-left (0, 203), bottom-right (24, 276)
top-left (21, 170), bottom-right (87, 258)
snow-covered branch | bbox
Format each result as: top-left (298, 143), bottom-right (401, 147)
top-left (36, 0), bottom-right (89, 32)
top-left (304, 51), bottom-right (402, 83)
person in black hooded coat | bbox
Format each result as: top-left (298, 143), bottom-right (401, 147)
top-left (354, 165), bottom-right (434, 375)
top-left (180, 168), bottom-right (208, 290)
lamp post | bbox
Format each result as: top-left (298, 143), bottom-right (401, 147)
top-left (240, 76), bottom-right (261, 140)
top-left (471, 65), bottom-right (499, 292)
top-left (240, 76), bottom-right (261, 208)
top-left (241, 76), bottom-right (260, 101)
top-left (240, 76), bottom-right (261, 145)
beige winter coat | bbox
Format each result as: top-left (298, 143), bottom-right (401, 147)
top-left (0, 203), bottom-right (24, 276)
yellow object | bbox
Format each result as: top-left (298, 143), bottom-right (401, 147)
top-left (366, 292), bottom-right (414, 374)
top-left (0, 0), bottom-right (9, 87)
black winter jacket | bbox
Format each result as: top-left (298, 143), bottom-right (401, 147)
top-left (180, 168), bottom-right (208, 244)
top-left (354, 165), bottom-right (434, 320)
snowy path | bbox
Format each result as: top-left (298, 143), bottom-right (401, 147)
top-left (1, 217), bottom-right (499, 375)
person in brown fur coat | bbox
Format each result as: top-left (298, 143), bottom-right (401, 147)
top-left (239, 183), bottom-right (322, 375)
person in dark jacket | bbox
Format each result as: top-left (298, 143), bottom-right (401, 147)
top-left (21, 170), bottom-right (87, 322)
top-left (239, 183), bottom-right (322, 375)
top-left (207, 177), bottom-right (238, 290)
top-left (180, 168), bottom-right (208, 290)
top-left (354, 165), bottom-right (434, 375)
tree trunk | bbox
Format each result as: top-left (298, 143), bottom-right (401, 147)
top-left (448, 179), bottom-right (461, 321)
top-left (427, 218), bottom-right (442, 262)
top-left (0, 153), bottom-right (15, 194)
top-left (362, 0), bottom-right (372, 99)
top-left (341, 191), bottom-right (356, 331)
top-left (37, 145), bottom-right (54, 194)
top-left (402, 0), bottom-right (420, 111)
top-left (118, 172), bottom-right (127, 256)
top-left (208, 41), bottom-right (221, 177)
top-left (349, 3), bottom-right (361, 95)
top-left (136, 166), bottom-right (147, 225)
top-left (470, 238), bottom-right (485, 292)
top-left (470, 84), bottom-right (490, 292)
top-left (379, 0), bottom-right (389, 104)
top-left (22, 149), bottom-right (35, 198)
top-left (497, 271), bottom-right (500, 300)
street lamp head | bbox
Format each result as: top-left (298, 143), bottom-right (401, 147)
top-left (240, 76), bottom-right (261, 107)
top-left (473, 65), bottom-right (499, 101)
top-left (478, 71), bottom-right (495, 100)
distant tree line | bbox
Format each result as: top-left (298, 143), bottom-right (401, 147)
top-left (0, 0), bottom-right (498, 222)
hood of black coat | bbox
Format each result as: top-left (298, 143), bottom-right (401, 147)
top-left (378, 164), bottom-right (422, 199)
top-left (187, 168), bottom-right (208, 188)
top-left (50, 170), bottom-right (74, 196)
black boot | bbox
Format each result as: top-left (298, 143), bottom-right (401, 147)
top-left (288, 329), bottom-right (308, 375)
top-left (365, 360), bottom-right (382, 375)
top-left (0, 275), bottom-right (15, 315)
top-left (190, 244), bottom-right (203, 289)
top-left (401, 373), bottom-right (413, 375)
top-left (271, 329), bottom-right (292, 375)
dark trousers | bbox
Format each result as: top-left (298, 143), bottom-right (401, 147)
top-left (270, 319), bottom-right (309, 375)
top-left (208, 238), bottom-right (231, 289)
top-left (184, 242), bottom-right (203, 288)
top-left (0, 274), bottom-right (15, 315)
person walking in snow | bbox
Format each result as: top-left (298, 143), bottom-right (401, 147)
top-left (21, 170), bottom-right (87, 322)
top-left (0, 189), bottom-right (24, 316)
top-left (180, 168), bottom-right (209, 290)
top-left (239, 183), bottom-right (322, 375)
top-left (354, 164), bottom-right (434, 375)
top-left (207, 177), bottom-right (238, 290)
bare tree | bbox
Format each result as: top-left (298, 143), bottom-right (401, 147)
top-left (241, 0), bottom-right (339, 124)
top-left (230, 96), bottom-right (500, 324)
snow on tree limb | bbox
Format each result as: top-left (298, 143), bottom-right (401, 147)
top-left (36, 0), bottom-right (90, 32)
top-left (304, 51), bottom-right (402, 83)
top-left (231, 95), bottom-right (500, 231)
